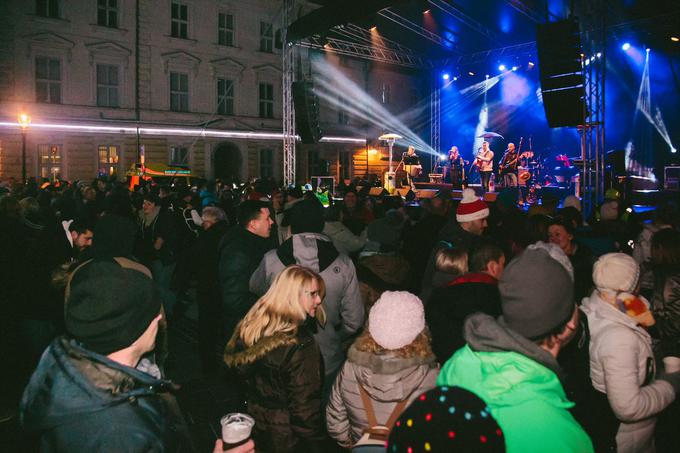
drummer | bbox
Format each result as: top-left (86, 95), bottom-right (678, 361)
top-left (402, 146), bottom-right (421, 189)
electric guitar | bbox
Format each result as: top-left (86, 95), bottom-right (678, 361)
top-left (499, 137), bottom-right (523, 175)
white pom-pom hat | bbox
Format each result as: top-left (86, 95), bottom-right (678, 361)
top-left (368, 291), bottom-right (425, 350)
top-left (456, 188), bottom-right (489, 223)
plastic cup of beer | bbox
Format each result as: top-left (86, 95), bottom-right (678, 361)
top-left (663, 356), bottom-right (680, 373)
top-left (220, 413), bottom-right (254, 451)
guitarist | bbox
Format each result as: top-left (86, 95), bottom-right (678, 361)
top-left (499, 140), bottom-right (521, 189)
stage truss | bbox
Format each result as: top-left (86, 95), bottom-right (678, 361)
top-left (282, 0), bottom-right (296, 186)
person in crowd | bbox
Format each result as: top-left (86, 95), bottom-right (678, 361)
top-left (426, 240), bottom-right (505, 364)
top-left (634, 202), bottom-right (678, 298)
top-left (650, 228), bottom-right (680, 357)
top-left (341, 189), bottom-right (374, 235)
top-left (250, 197), bottom-right (364, 394)
top-left (357, 209), bottom-right (412, 308)
top-left (388, 387), bottom-right (506, 452)
top-left (420, 188), bottom-right (489, 300)
top-left (437, 247), bottom-right (594, 452)
top-left (224, 265), bottom-right (329, 452)
top-left (549, 216), bottom-right (594, 302)
top-left (326, 291), bottom-right (439, 447)
top-left (322, 203), bottom-right (367, 256)
top-left (476, 141), bottom-right (494, 193)
top-left (55, 218), bottom-right (94, 264)
top-left (582, 253), bottom-right (680, 452)
top-left (20, 258), bottom-right (193, 452)
top-left (425, 245), bottom-right (469, 296)
top-left (218, 200), bottom-right (274, 348)
top-left (136, 192), bottom-right (180, 316)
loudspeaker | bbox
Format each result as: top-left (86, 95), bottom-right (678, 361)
top-left (395, 188), bottom-right (415, 201)
top-left (368, 187), bottom-right (388, 197)
top-left (416, 190), bottom-right (438, 199)
top-left (483, 192), bottom-right (498, 202)
top-left (292, 81), bottom-right (323, 144)
top-left (536, 18), bottom-right (584, 128)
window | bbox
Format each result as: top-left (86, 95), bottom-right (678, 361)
top-left (308, 150), bottom-right (320, 177)
top-left (38, 144), bottom-right (62, 180)
top-left (218, 13), bottom-right (234, 46)
top-left (339, 151), bottom-right (351, 180)
top-left (169, 146), bottom-right (189, 167)
top-left (36, 0), bottom-right (60, 18)
top-left (97, 0), bottom-right (118, 28)
top-left (96, 64), bottom-right (119, 107)
top-left (35, 57), bottom-right (61, 104)
top-left (171, 1), bottom-right (188, 39)
top-left (98, 145), bottom-right (119, 176)
top-left (259, 149), bottom-right (273, 178)
top-left (381, 83), bottom-right (391, 104)
top-left (170, 72), bottom-right (189, 112)
top-left (258, 83), bottom-right (273, 118)
top-left (217, 78), bottom-right (234, 115)
top-left (259, 22), bottom-right (273, 52)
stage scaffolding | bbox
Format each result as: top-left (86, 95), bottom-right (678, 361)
top-left (430, 75), bottom-right (441, 156)
top-left (579, 0), bottom-right (607, 216)
top-left (282, 0), bottom-right (296, 186)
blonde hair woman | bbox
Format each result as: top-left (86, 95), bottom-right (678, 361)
top-left (326, 291), bottom-right (439, 447)
top-left (224, 265), bottom-right (329, 452)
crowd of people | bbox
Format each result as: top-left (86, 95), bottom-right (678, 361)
top-left (1, 173), bottom-right (680, 452)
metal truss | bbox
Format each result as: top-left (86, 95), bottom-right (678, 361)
top-left (299, 35), bottom-right (428, 68)
top-left (579, 0), bottom-right (606, 216)
top-left (378, 8), bottom-right (458, 51)
top-left (337, 24), bottom-right (420, 56)
top-left (450, 41), bottom-right (536, 67)
top-left (282, 0), bottom-right (296, 186)
top-left (430, 74), bottom-right (441, 156)
top-left (428, 0), bottom-right (500, 44)
top-left (502, 0), bottom-right (546, 24)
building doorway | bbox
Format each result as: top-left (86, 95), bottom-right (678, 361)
top-left (213, 142), bottom-right (242, 183)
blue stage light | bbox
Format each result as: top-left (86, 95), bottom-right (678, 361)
top-left (498, 64), bottom-right (506, 71)
top-left (442, 73), bottom-right (450, 81)
top-left (440, 154), bottom-right (448, 161)
top-left (622, 42), bottom-right (631, 51)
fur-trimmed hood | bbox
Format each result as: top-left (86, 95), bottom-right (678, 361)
top-left (224, 330), bottom-right (300, 368)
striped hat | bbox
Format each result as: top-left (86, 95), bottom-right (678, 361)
top-left (456, 189), bottom-right (489, 223)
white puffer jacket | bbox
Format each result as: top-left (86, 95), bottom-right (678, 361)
top-left (582, 291), bottom-right (676, 453)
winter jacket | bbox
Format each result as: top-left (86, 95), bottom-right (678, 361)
top-left (357, 252), bottom-right (413, 308)
top-left (323, 221), bottom-right (367, 256)
top-left (250, 232), bottom-right (364, 377)
top-left (224, 323), bottom-right (328, 453)
top-left (651, 270), bottom-right (680, 357)
top-left (437, 313), bottom-right (594, 453)
top-left (20, 337), bottom-right (192, 452)
top-left (426, 272), bottom-right (501, 364)
top-left (582, 291), bottom-right (675, 453)
top-left (633, 223), bottom-right (671, 293)
top-left (326, 344), bottom-right (438, 445)
top-left (218, 225), bottom-right (273, 345)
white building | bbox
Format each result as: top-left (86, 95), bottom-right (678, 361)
top-left (0, 0), bottom-right (427, 184)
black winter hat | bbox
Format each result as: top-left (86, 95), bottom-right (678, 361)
top-left (388, 386), bottom-right (505, 452)
top-left (65, 257), bottom-right (161, 355)
top-left (286, 197), bottom-right (325, 234)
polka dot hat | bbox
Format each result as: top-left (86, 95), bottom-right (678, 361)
top-left (387, 386), bottom-right (505, 452)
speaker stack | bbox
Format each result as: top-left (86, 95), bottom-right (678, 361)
top-left (536, 18), bottom-right (585, 128)
top-left (292, 81), bottom-right (323, 144)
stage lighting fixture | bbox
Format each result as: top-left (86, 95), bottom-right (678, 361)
top-left (468, 71), bottom-right (475, 76)
top-left (498, 64), bottom-right (506, 71)
top-left (622, 42), bottom-right (631, 51)
top-left (439, 154), bottom-right (447, 161)
top-left (528, 61), bottom-right (535, 67)
top-left (512, 66), bottom-right (518, 71)
top-left (370, 26), bottom-right (377, 31)
top-left (423, 9), bottom-right (430, 14)
top-left (442, 73), bottom-right (450, 80)
top-left (453, 76), bottom-right (458, 81)
top-left (485, 74), bottom-right (489, 79)
top-left (672, 147), bottom-right (677, 154)
top-left (597, 52), bottom-right (602, 58)
top-left (646, 48), bottom-right (650, 53)
top-left (584, 59), bottom-right (590, 66)
top-left (671, 37), bottom-right (679, 42)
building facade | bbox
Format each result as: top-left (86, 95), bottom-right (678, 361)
top-left (0, 0), bottom-right (428, 185)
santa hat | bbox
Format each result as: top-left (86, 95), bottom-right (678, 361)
top-left (456, 188), bottom-right (489, 223)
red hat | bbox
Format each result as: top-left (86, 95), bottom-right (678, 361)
top-left (456, 188), bottom-right (489, 223)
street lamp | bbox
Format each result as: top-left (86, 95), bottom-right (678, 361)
top-left (18, 113), bottom-right (31, 185)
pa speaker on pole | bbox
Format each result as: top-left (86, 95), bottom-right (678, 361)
top-left (292, 81), bottom-right (323, 144)
top-left (536, 18), bottom-right (585, 128)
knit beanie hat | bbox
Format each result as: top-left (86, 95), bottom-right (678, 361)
top-left (369, 291), bottom-right (425, 350)
top-left (499, 248), bottom-right (574, 339)
top-left (592, 253), bottom-right (640, 294)
top-left (65, 257), bottom-right (161, 355)
top-left (286, 197), bottom-right (325, 234)
top-left (562, 195), bottom-right (582, 212)
top-left (600, 200), bottom-right (619, 221)
top-left (456, 188), bottom-right (489, 223)
top-left (527, 241), bottom-right (574, 282)
top-left (367, 209), bottom-right (405, 251)
top-left (388, 386), bottom-right (506, 452)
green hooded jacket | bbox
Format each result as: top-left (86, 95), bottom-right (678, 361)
top-left (437, 314), bottom-right (594, 453)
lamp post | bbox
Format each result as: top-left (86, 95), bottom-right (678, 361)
top-left (18, 113), bottom-right (31, 185)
